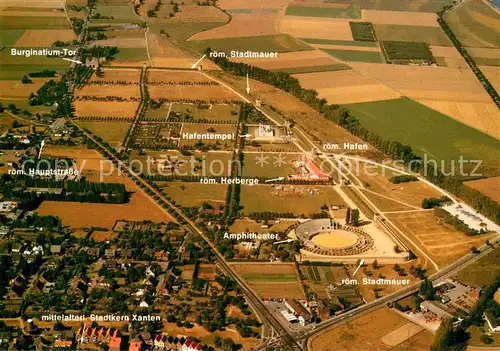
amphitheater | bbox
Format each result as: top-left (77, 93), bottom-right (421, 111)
top-left (294, 218), bottom-right (375, 256)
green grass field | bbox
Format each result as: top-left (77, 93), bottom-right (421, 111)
top-left (322, 49), bottom-right (385, 63)
top-left (374, 24), bottom-right (453, 46)
top-left (381, 41), bottom-right (435, 63)
top-left (190, 34), bottom-right (311, 54)
top-left (112, 47), bottom-right (149, 62)
top-left (0, 30), bottom-right (25, 47)
top-left (285, 5), bottom-right (361, 19)
top-left (319, 0), bottom-right (454, 12)
top-left (272, 63), bottom-right (350, 74)
top-left (444, 0), bottom-right (499, 48)
top-left (344, 98), bottom-right (500, 176)
top-left (94, 5), bottom-right (141, 23)
top-left (472, 57), bottom-right (500, 66)
top-left (240, 185), bottom-right (346, 215)
top-left (242, 273), bottom-right (298, 282)
top-left (454, 247), bottom-right (500, 287)
top-left (0, 65), bottom-right (69, 80)
top-left (78, 121), bottom-right (131, 148)
top-left (0, 16), bottom-right (71, 30)
top-left (167, 103), bottom-right (240, 123)
top-left (349, 22), bottom-right (376, 42)
top-left (300, 38), bottom-right (378, 47)
top-left (159, 182), bottom-right (227, 207)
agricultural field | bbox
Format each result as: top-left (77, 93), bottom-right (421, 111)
top-left (88, 68), bottom-right (141, 83)
top-left (229, 219), bottom-right (298, 236)
top-left (13, 29), bottom-right (76, 47)
top-left (77, 121), bottom-right (132, 149)
top-left (381, 41), bottom-right (435, 64)
top-left (75, 84), bottom-right (140, 99)
top-left (0, 79), bottom-right (52, 99)
top-left (349, 21), bottom-right (376, 41)
top-left (310, 307), bottom-right (433, 351)
top-left (322, 48), bottom-right (385, 63)
top-left (444, 0), bottom-right (499, 49)
top-left (93, 4), bottom-right (141, 23)
top-left (240, 185), bottom-right (346, 216)
top-left (429, 45), bottom-right (467, 68)
top-left (301, 264), bottom-right (351, 299)
top-left (74, 100), bottom-right (139, 118)
top-left (231, 50), bottom-right (344, 72)
top-left (231, 263), bottom-right (304, 299)
top-left (280, 16), bottom-right (354, 41)
top-left (148, 84), bottom-right (240, 102)
top-left (285, 4), bottom-right (361, 19)
top-left (189, 34), bottom-right (312, 54)
top-left (293, 70), bottom-right (400, 104)
top-left (465, 176), bottom-right (500, 203)
top-left (361, 9), bottom-right (439, 27)
top-left (374, 24), bottom-right (453, 46)
top-left (454, 247), bottom-right (500, 287)
top-left (344, 97), bottom-right (500, 176)
top-left (386, 210), bottom-right (496, 267)
top-left (158, 182), bottom-right (227, 208)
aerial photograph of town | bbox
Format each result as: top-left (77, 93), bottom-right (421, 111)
top-left (0, 0), bottom-right (499, 350)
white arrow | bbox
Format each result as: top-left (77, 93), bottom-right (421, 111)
top-left (191, 54), bottom-right (206, 69)
top-left (246, 72), bottom-right (250, 94)
top-left (265, 177), bottom-right (285, 183)
top-left (239, 133), bottom-right (252, 138)
top-left (62, 57), bottom-right (82, 64)
top-left (352, 259), bottom-right (365, 276)
top-left (38, 140), bottom-right (45, 159)
top-left (273, 239), bottom-right (295, 245)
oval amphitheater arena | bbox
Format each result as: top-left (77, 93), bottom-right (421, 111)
top-left (294, 218), bottom-right (375, 256)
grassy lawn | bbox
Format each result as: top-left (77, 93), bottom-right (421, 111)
top-left (322, 49), bottom-right (385, 63)
top-left (381, 41), bottom-right (435, 63)
top-left (454, 247), bottom-right (500, 287)
top-left (299, 38), bottom-right (378, 47)
top-left (343, 97), bottom-right (500, 176)
top-left (0, 30), bottom-right (25, 46)
top-left (444, 0), bottom-right (499, 48)
top-left (167, 103), bottom-right (240, 123)
top-left (241, 152), bottom-right (303, 178)
top-left (240, 185), bottom-right (345, 215)
top-left (285, 5), bottom-right (361, 19)
top-left (112, 47), bottom-right (149, 62)
top-left (272, 64), bottom-right (350, 74)
top-left (78, 121), bottom-right (131, 148)
top-left (374, 24), bottom-right (453, 46)
top-left (189, 34), bottom-right (312, 54)
top-left (0, 16), bottom-right (71, 30)
top-left (158, 182), bottom-right (227, 207)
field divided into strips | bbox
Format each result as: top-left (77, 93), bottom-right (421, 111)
top-left (386, 211), bottom-right (496, 266)
top-left (231, 263), bottom-right (304, 299)
top-left (231, 50), bottom-right (349, 74)
top-left (343, 97), bottom-right (500, 176)
top-left (444, 0), bottom-right (500, 49)
top-left (293, 70), bottom-right (400, 104)
top-left (0, 6), bottom-right (72, 79)
top-left (285, 4), bottom-right (361, 18)
top-left (465, 176), bottom-right (500, 203)
top-left (430, 45), bottom-right (468, 68)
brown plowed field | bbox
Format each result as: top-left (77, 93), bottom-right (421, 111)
top-left (218, 0), bottom-right (289, 9)
top-left (465, 176), bottom-right (500, 203)
top-left (279, 16), bottom-right (353, 41)
top-left (147, 70), bottom-right (213, 83)
top-left (75, 84), bottom-right (140, 98)
top-left (189, 13), bottom-right (280, 40)
top-left (231, 50), bottom-right (339, 70)
top-left (14, 29), bottom-right (76, 46)
top-left (418, 99), bottom-right (500, 139)
top-left (148, 85), bottom-right (241, 101)
top-left (293, 70), bottom-right (400, 104)
top-left (312, 44), bottom-right (381, 52)
top-left (387, 211), bottom-right (496, 266)
top-left (361, 9), bottom-right (439, 26)
top-left (349, 62), bottom-right (491, 102)
top-left (0, 79), bottom-right (51, 98)
top-left (74, 101), bottom-right (139, 118)
top-left (88, 68), bottom-right (141, 83)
